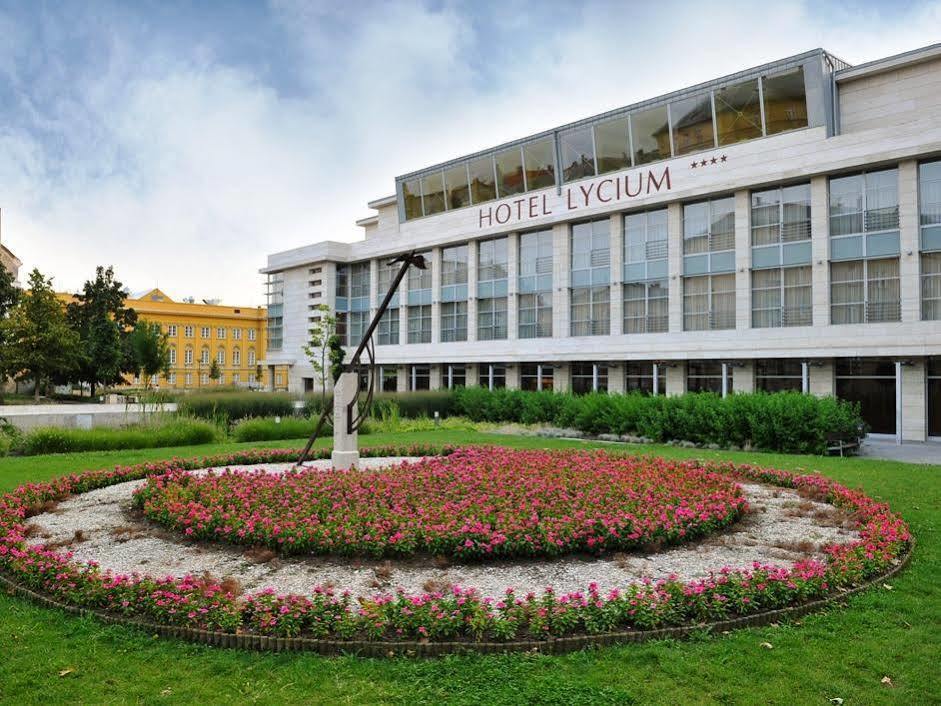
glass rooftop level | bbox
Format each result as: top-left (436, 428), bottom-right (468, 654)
top-left (395, 49), bottom-right (848, 223)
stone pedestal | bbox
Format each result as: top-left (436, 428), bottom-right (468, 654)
top-left (332, 372), bottom-right (359, 470)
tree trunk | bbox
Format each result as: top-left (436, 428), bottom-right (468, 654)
top-left (90, 381), bottom-right (97, 399)
top-left (34, 378), bottom-right (40, 402)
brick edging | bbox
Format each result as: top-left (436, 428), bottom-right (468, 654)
top-left (0, 540), bottom-right (913, 658)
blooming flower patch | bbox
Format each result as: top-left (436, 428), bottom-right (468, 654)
top-left (131, 448), bottom-right (747, 559)
top-left (0, 446), bottom-right (911, 647)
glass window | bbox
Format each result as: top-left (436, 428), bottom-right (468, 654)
top-left (684, 197), bottom-right (735, 254)
top-left (521, 363), bottom-right (554, 391)
top-left (468, 156), bottom-right (496, 204)
top-left (420, 172), bottom-right (445, 215)
top-left (444, 164), bottom-right (470, 210)
top-left (752, 266), bottom-right (812, 328)
top-left (410, 365), bottom-right (431, 391)
top-left (683, 274), bottom-right (735, 330)
top-left (762, 67), bottom-right (807, 135)
top-left (347, 311), bottom-right (368, 347)
top-left (631, 105), bottom-right (671, 165)
top-left (402, 178), bottom-right (422, 220)
top-left (835, 359), bottom-right (896, 435)
top-left (381, 366), bottom-right (398, 392)
top-left (495, 146), bottom-right (525, 198)
top-left (477, 296), bottom-right (507, 341)
top-left (594, 116), bottom-right (631, 174)
top-left (625, 361), bottom-right (666, 395)
top-left (377, 308), bottom-right (399, 346)
top-left (441, 245), bottom-right (468, 287)
top-left (523, 138), bottom-right (556, 190)
top-left (560, 126), bottom-right (595, 182)
top-left (407, 304), bottom-right (432, 343)
top-left (518, 292), bottom-right (552, 339)
top-left (571, 286), bottom-right (610, 336)
top-left (377, 258), bottom-right (402, 304)
top-left (831, 258), bottom-right (900, 324)
top-left (715, 78), bottom-right (762, 145)
top-left (571, 363), bottom-right (608, 395)
top-left (350, 262), bottom-right (370, 299)
top-left (671, 93), bottom-right (715, 156)
top-left (478, 238), bottom-right (508, 283)
top-left (755, 359), bottom-right (803, 393)
top-left (519, 229), bottom-right (553, 294)
top-left (571, 219), bottom-right (611, 282)
top-left (445, 364), bottom-right (466, 389)
top-left (920, 160), bottom-right (941, 229)
top-left (408, 250), bottom-right (432, 292)
top-left (922, 252), bottom-right (941, 320)
top-left (929, 358), bottom-right (941, 437)
top-left (687, 361), bottom-right (729, 394)
top-left (478, 364), bottom-right (507, 390)
top-left (440, 301), bottom-right (468, 342)
top-left (751, 183), bottom-right (811, 245)
top-left (623, 280), bottom-right (668, 333)
top-left (624, 209), bottom-right (668, 263)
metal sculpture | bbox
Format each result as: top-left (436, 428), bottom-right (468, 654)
top-left (297, 250), bottom-right (427, 465)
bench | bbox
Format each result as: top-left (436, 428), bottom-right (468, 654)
top-left (826, 428), bottom-right (864, 457)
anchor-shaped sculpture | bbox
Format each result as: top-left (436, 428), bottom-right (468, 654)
top-left (297, 250), bottom-right (427, 469)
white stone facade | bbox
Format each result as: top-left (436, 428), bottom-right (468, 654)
top-left (264, 46), bottom-right (941, 443)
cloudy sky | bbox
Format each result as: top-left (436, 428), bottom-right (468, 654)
top-left (1, 1), bottom-right (939, 305)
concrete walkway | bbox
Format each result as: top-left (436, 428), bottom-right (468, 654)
top-left (859, 439), bottom-right (941, 465)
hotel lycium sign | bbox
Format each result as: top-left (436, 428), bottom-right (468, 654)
top-left (478, 166), bottom-right (672, 229)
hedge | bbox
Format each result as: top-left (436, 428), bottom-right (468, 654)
top-left (231, 416), bottom-right (332, 443)
top-left (19, 418), bottom-right (222, 456)
top-left (451, 387), bottom-right (864, 455)
top-left (178, 392), bottom-right (296, 423)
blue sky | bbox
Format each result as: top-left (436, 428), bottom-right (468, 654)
top-left (1, 0), bottom-right (939, 305)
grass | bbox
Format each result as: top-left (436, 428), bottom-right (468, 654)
top-left (0, 431), bottom-right (937, 705)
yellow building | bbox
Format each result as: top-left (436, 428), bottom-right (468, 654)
top-left (125, 288), bottom-right (288, 390)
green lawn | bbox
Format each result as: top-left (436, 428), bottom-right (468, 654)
top-left (0, 431), bottom-right (937, 705)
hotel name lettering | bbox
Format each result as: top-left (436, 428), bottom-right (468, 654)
top-left (477, 166), bottom-right (672, 229)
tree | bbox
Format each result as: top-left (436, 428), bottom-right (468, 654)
top-left (302, 304), bottom-right (342, 397)
top-left (0, 263), bottom-right (22, 402)
top-left (65, 266), bottom-right (138, 397)
top-left (208, 358), bottom-right (221, 384)
top-left (0, 269), bottom-right (80, 400)
top-left (128, 321), bottom-right (170, 390)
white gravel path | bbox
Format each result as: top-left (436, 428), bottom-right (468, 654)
top-left (25, 458), bottom-right (860, 600)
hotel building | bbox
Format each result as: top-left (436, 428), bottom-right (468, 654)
top-left (262, 44), bottom-right (941, 443)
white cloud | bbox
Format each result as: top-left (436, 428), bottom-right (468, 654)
top-left (1, 1), bottom-right (940, 305)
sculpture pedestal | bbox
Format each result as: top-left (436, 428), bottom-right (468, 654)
top-left (331, 372), bottom-right (359, 470)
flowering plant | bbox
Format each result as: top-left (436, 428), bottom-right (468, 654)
top-left (0, 446), bottom-right (911, 644)
top-left (132, 448), bottom-right (747, 559)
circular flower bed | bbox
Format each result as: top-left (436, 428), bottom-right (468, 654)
top-left (131, 448), bottom-right (747, 559)
top-left (0, 445), bottom-right (912, 651)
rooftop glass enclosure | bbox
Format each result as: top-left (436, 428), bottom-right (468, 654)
top-left (396, 50), bottom-right (841, 222)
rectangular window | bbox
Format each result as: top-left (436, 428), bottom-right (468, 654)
top-left (495, 146), bottom-right (525, 198)
top-left (519, 229), bottom-right (553, 338)
top-left (266, 272), bottom-right (284, 351)
top-left (631, 105), bottom-right (671, 165)
top-left (922, 252), bottom-right (941, 320)
top-left (571, 363), bottom-right (608, 395)
top-left (570, 219), bottom-right (610, 336)
top-left (835, 359), bottom-right (896, 435)
top-left (444, 364), bottom-right (466, 389)
top-left (762, 66), bottom-right (808, 135)
top-left (420, 172), bottom-right (445, 216)
top-left (928, 358), bottom-right (941, 437)
top-left (335, 264), bottom-right (350, 300)
top-left (624, 209), bottom-right (668, 264)
top-left (687, 361), bottom-right (730, 394)
top-left (444, 164), bottom-right (470, 210)
top-left (560, 126), bottom-right (595, 182)
top-left (683, 274), bottom-right (735, 330)
top-left (625, 361), bottom-right (666, 395)
top-left (477, 237), bottom-right (508, 341)
top-left (378, 258), bottom-right (403, 304)
top-left (201, 326), bottom-right (210, 338)
top-left (216, 327), bottom-right (226, 339)
top-left (347, 310), bottom-right (368, 346)
top-left (402, 178), bottom-right (422, 220)
top-left (751, 183), bottom-right (811, 245)
top-left (518, 292), bottom-right (553, 339)
top-left (468, 156), bottom-right (496, 204)
top-left (623, 208), bottom-right (668, 334)
top-left (478, 364), bottom-right (507, 390)
top-left (714, 78), bottom-right (762, 145)
top-left (523, 139), bottom-right (556, 190)
top-left (751, 266), bottom-right (812, 327)
top-left (167, 324), bottom-right (177, 337)
top-left (830, 169), bottom-right (899, 238)
top-left (477, 296), bottom-right (507, 341)
top-left (594, 116), bottom-right (631, 174)
top-left (623, 280), bottom-right (668, 333)
top-left (381, 366), bottom-right (398, 392)
top-left (407, 305), bottom-right (432, 344)
top-left (377, 308), bottom-right (399, 345)
top-left (248, 329), bottom-right (255, 341)
top-left (440, 301), bottom-right (468, 342)
top-left (520, 364), bottom-right (554, 391)
top-left (684, 197), bottom-right (735, 256)
top-left (408, 250), bottom-right (433, 292)
top-left (410, 365), bottom-right (430, 391)
top-left (184, 325), bottom-right (194, 338)
top-left (185, 373), bottom-right (192, 386)
top-left (350, 262), bottom-right (370, 300)
top-left (671, 93), bottom-right (715, 156)
top-left (831, 258), bottom-right (900, 324)
top-left (755, 359), bottom-right (803, 393)
top-left (184, 348), bottom-right (193, 365)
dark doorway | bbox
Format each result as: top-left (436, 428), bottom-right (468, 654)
top-left (835, 359), bottom-right (896, 435)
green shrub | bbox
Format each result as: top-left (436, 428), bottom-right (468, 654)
top-left (231, 416), bottom-right (329, 443)
top-left (178, 392), bottom-right (297, 422)
top-left (21, 417), bottom-right (221, 455)
top-left (374, 390), bottom-right (456, 419)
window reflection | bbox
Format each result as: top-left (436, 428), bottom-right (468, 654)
top-left (468, 156), bottom-right (496, 204)
top-left (630, 105), bottom-right (670, 165)
top-left (763, 67), bottom-right (807, 134)
top-left (402, 178), bottom-right (422, 220)
top-left (594, 116), bottom-right (631, 174)
top-left (560, 126), bottom-right (595, 182)
top-left (671, 93), bottom-right (715, 155)
top-left (444, 165), bottom-right (470, 210)
top-left (495, 146), bottom-right (525, 197)
top-left (715, 78), bottom-right (762, 145)
top-left (523, 139), bottom-right (555, 189)
top-left (420, 173), bottom-right (445, 215)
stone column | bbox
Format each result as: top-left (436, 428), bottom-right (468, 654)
top-left (732, 362), bottom-right (755, 393)
top-left (466, 240), bottom-right (478, 343)
top-left (431, 247), bottom-right (442, 344)
top-left (734, 190), bottom-right (751, 330)
top-left (810, 175), bottom-right (830, 327)
top-left (331, 372), bottom-right (359, 469)
top-left (553, 223), bottom-right (570, 337)
top-left (809, 360), bottom-right (835, 397)
top-left (505, 363), bottom-right (520, 390)
top-left (607, 362), bottom-right (624, 393)
top-left (898, 160), bottom-right (920, 323)
top-left (900, 359), bottom-right (926, 442)
top-left (665, 362), bottom-right (686, 396)
top-left (466, 362), bottom-right (479, 388)
top-left (553, 363), bottom-right (571, 393)
top-left (429, 364), bottom-right (443, 390)
top-left (667, 203), bottom-right (684, 332)
top-left (396, 365), bottom-right (408, 392)
top-left (507, 232), bottom-right (519, 339)
top-left (609, 213), bottom-right (624, 336)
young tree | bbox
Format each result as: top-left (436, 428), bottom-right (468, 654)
top-left (208, 358), bottom-right (221, 384)
top-left (0, 269), bottom-right (80, 400)
top-left (302, 304), bottom-right (342, 397)
top-left (66, 266), bottom-right (138, 397)
top-left (128, 321), bottom-right (170, 390)
top-left (0, 263), bottom-right (22, 402)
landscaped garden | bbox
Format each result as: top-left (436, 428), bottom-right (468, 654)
top-left (0, 429), bottom-right (936, 703)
